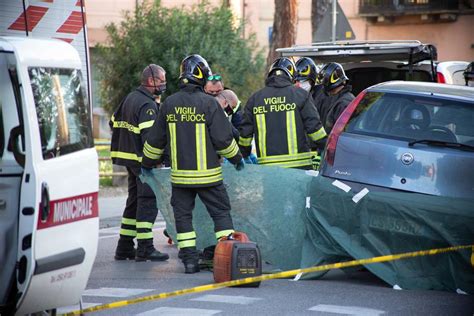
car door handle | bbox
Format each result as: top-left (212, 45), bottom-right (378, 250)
top-left (40, 182), bottom-right (50, 222)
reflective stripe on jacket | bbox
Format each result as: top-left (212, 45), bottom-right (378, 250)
top-left (142, 84), bottom-right (242, 187)
top-left (109, 86), bottom-right (158, 168)
top-left (238, 75), bottom-right (326, 169)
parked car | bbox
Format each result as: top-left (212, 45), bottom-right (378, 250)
top-left (277, 40), bottom-right (438, 95)
top-left (436, 61), bottom-right (470, 85)
top-left (319, 81), bottom-right (474, 199)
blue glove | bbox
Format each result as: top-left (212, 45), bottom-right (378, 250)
top-left (234, 159), bottom-right (245, 171)
top-left (141, 167), bottom-right (154, 178)
top-left (249, 153), bottom-right (258, 164)
top-left (244, 153), bottom-right (258, 164)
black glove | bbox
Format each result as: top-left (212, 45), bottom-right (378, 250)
top-left (235, 158), bottom-right (245, 171)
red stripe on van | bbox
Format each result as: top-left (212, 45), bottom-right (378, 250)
top-left (57, 11), bottom-right (84, 34)
top-left (8, 6), bottom-right (49, 32)
top-left (37, 192), bottom-right (98, 229)
top-left (55, 37), bottom-right (74, 43)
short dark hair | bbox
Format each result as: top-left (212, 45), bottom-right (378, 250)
top-left (141, 64), bottom-right (165, 85)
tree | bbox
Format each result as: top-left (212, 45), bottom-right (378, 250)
top-left (266, 0), bottom-right (298, 66)
top-left (311, 0), bottom-right (331, 42)
top-left (96, 0), bottom-right (265, 114)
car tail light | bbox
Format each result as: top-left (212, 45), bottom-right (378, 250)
top-left (437, 72), bottom-right (446, 83)
top-left (325, 90), bottom-right (367, 166)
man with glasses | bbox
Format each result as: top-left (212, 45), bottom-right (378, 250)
top-left (204, 74), bottom-right (225, 96)
top-left (205, 75), bottom-right (244, 143)
top-left (110, 64), bottom-right (169, 262)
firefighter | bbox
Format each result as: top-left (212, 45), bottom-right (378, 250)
top-left (294, 57), bottom-right (326, 169)
top-left (316, 62), bottom-right (355, 134)
top-left (238, 57), bottom-right (326, 169)
top-left (295, 57), bottom-right (323, 102)
top-left (464, 61), bottom-right (474, 87)
top-left (142, 54), bottom-right (244, 274)
top-left (110, 64), bottom-right (169, 262)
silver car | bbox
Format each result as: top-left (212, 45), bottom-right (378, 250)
top-left (320, 81), bottom-right (474, 198)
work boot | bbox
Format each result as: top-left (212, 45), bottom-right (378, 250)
top-left (115, 248), bottom-right (136, 260)
top-left (136, 239), bottom-right (169, 262)
top-left (179, 247), bottom-right (200, 273)
top-left (184, 260), bottom-right (200, 274)
top-left (114, 237), bottom-right (136, 260)
top-left (136, 249), bottom-right (169, 262)
top-left (135, 239), bottom-right (170, 261)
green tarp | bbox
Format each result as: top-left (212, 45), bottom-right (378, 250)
top-left (143, 165), bottom-right (313, 270)
top-left (143, 165), bottom-right (474, 293)
top-left (301, 175), bottom-right (474, 293)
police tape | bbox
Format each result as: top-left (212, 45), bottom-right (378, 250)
top-left (62, 244), bottom-right (473, 316)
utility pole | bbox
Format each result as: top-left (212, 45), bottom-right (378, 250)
top-left (331, 0), bottom-right (337, 42)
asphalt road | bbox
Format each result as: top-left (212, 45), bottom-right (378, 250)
top-left (57, 193), bottom-right (474, 315)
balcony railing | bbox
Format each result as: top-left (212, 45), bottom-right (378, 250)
top-left (359, 0), bottom-right (460, 16)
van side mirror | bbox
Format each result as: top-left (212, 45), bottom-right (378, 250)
top-left (8, 125), bottom-right (25, 167)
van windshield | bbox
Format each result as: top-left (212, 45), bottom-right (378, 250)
top-left (29, 67), bottom-right (93, 160)
top-left (345, 92), bottom-right (474, 146)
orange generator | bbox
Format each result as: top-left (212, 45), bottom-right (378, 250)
top-left (213, 232), bottom-right (262, 287)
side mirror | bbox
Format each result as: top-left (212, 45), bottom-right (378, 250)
top-left (8, 125), bottom-right (25, 167)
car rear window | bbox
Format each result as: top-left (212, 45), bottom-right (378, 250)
top-left (345, 92), bottom-right (474, 146)
top-left (347, 68), bottom-right (433, 95)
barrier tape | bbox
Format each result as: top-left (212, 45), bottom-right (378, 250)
top-left (62, 244), bottom-right (473, 315)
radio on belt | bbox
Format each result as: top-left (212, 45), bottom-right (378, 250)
top-left (213, 232), bottom-right (262, 287)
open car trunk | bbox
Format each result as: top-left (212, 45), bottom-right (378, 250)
top-left (277, 40), bottom-right (438, 95)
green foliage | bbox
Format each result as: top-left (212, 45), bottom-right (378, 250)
top-left (96, 0), bottom-right (266, 114)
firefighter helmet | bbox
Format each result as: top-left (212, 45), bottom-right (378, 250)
top-left (295, 57), bottom-right (319, 84)
top-left (321, 62), bottom-right (348, 92)
top-left (179, 54), bottom-right (212, 86)
top-left (268, 57), bottom-right (296, 80)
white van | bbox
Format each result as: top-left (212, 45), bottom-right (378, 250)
top-left (0, 36), bottom-right (99, 315)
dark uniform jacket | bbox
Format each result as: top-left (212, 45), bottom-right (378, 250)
top-left (142, 84), bottom-right (242, 187)
top-left (110, 86), bottom-right (158, 168)
top-left (238, 75), bottom-right (327, 169)
top-left (315, 85), bottom-right (355, 135)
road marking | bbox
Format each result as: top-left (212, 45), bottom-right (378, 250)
top-left (136, 307), bottom-right (221, 315)
top-left (83, 287), bottom-right (154, 297)
top-left (191, 294), bottom-right (262, 305)
top-left (308, 304), bottom-right (385, 315)
top-left (57, 303), bottom-right (100, 314)
top-left (99, 225), bottom-right (166, 239)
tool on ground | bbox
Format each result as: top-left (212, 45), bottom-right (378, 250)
top-left (213, 232), bottom-right (262, 287)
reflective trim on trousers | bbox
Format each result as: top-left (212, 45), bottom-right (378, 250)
top-left (120, 228), bottom-right (137, 237)
top-left (216, 229), bottom-right (235, 240)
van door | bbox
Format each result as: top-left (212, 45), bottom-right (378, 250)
top-left (8, 55), bottom-right (99, 314)
top-left (0, 50), bottom-right (23, 314)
